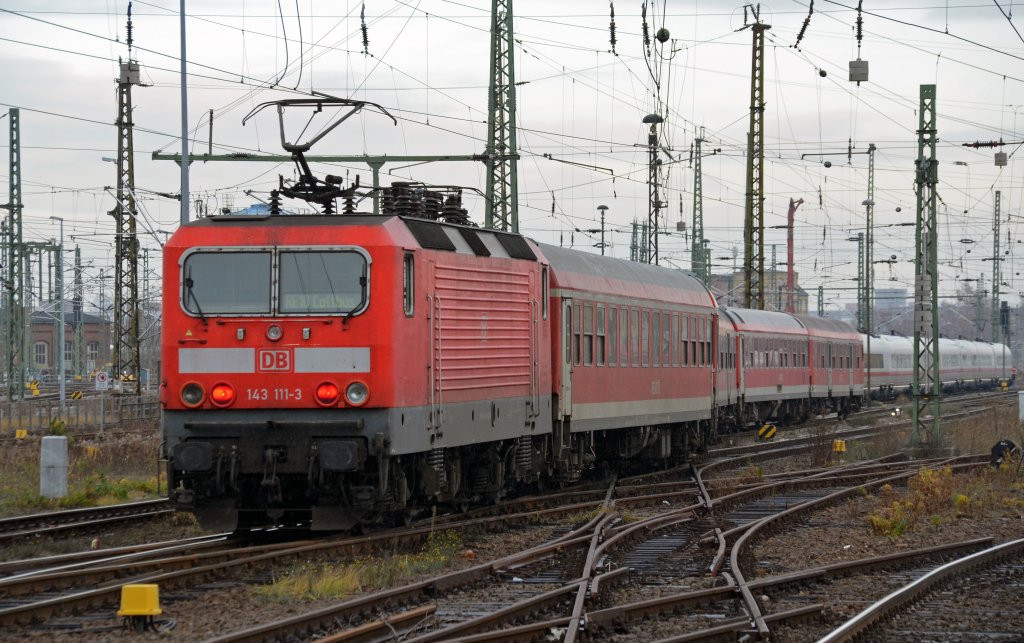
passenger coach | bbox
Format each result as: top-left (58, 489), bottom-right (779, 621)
top-left (541, 244), bottom-right (718, 469)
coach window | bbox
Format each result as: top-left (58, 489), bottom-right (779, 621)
top-left (702, 318), bottom-right (708, 365)
top-left (691, 317), bottom-right (698, 367)
top-left (681, 316), bottom-right (688, 366)
top-left (403, 253), bottom-right (415, 316)
top-left (573, 303), bottom-right (582, 366)
top-left (596, 305), bottom-right (606, 366)
top-left (698, 318), bottom-right (705, 367)
top-left (630, 309), bottom-right (640, 367)
top-left (662, 312), bottom-right (671, 366)
top-left (583, 303), bottom-right (594, 366)
top-left (652, 312), bottom-right (660, 367)
top-left (608, 307), bottom-right (618, 366)
top-left (621, 307), bottom-right (629, 366)
top-left (642, 311), bottom-right (651, 367)
top-left (672, 313), bottom-right (679, 366)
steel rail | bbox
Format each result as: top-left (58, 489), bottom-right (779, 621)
top-left (0, 501), bottom-right (604, 627)
top-left (0, 498), bottom-right (170, 543)
top-left (209, 500), bottom-right (613, 642)
top-left (584, 538), bottom-right (992, 639)
top-left (817, 536), bottom-right (1024, 643)
top-left (726, 462), bottom-right (976, 638)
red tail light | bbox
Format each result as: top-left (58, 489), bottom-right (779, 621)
top-left (210, 383), bottom-right (236, 407)
top-left (316, 382), bottom-right (340, 406)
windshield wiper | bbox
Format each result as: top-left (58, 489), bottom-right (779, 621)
top-left (184, 269), bottom-right (207, 323)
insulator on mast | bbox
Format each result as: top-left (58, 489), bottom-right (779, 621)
top-left (609, 1), bottom-right (617, 54)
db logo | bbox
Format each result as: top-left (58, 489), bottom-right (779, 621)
top-left (257, 349), bottom-right (292, 372)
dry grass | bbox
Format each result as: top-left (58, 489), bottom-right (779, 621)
top-left (946, 403), bottom-right (1024, 457)
top-left (254, 529), bottom-right (464, 602)
top-left (0, 428), bottom-right (164, 516)
top-left (868, 460), bottom-right (1023, 538)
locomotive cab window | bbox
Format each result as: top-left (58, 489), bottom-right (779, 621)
top-left (279, 250), bottom-right (367, 314)
top-left (181, 247), bottom-right (369, 317)
top-left (182, 250), bottom-right (272, 314)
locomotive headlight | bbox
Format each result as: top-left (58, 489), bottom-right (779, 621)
top-left (345, 381), bottom-right (369, 406)
top-left (315, 382), bottom-right (341, 406)
top-left (266, 324), bottom-right (283, 341)
top-left (181, 382), bottom-right (205, 408)
top-left (210, 383), bottom-right (236, 407)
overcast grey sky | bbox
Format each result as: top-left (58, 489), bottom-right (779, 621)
top-left (1, 1), bottom-right (1023, 313)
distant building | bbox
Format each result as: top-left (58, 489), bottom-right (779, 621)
top-left (708, 270), bottom-right (809, 313)
top-left (875, 288), bottom-right (908, 311)
top-left (24, 302), bottom-right (112, 377)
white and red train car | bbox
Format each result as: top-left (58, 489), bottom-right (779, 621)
top-left (716, 309), bottom-right (863, 429)
top-left (863, 333), bottom-right (1013, 399)
top-left (540, 244), bottom-right (718, 469)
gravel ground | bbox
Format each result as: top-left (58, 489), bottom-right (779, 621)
top-left (757, 484), bottom-right (1024, 642)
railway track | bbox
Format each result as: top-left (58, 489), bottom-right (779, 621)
top-left (0, 498), bottom-right (172, 546)
top-left (820, 537), bottom-right (1024, 642)
top-left (0, 391), bottom-right (1018, 640)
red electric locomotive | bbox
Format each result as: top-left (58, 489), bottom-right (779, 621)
top-left (161, 208), bottom-right (557, 530)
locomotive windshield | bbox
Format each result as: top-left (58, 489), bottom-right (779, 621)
top-left (181, 248), bottom-right (369, 316)
top-left (183, 251), bottom-right (272, 314)
top-left (279, 251), bottom-right (367, 314)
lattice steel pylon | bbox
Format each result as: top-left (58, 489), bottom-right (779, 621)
top-left (112, 59), bottom-right (143, 394)
top-left (741, 7), bottom-right (770, 309)
top-left (644, 114), bottom-right (664, 265)
top-left (855, 232), bottom-right (865, 329)
top-left (911, 84), bottom-right (940, 447)
top-left (72, 246), bottom-right (84, 379)
top-left (483, 0), bottom-right (520, 232)
top-left (991, 191), bottom-right (1002, 344)
top-left (691, 131), bottom-right (709, 284)
top-left (864, 143), bottom-right (876, 398)
top-left (3, 109), bottom-right (25, 400)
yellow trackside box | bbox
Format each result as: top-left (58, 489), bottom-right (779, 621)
top-left (117, 584), bottom-right (162, 616)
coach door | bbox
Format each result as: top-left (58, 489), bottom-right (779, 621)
top-left (827, 342), bottom-right (834, 391)
top-left (558, 299), bottom-right (573, 417)
top-left (848, 343), bottom-right (855, 393)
